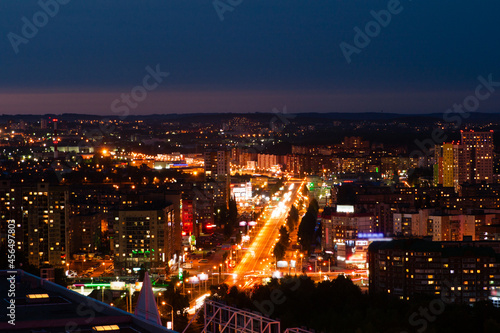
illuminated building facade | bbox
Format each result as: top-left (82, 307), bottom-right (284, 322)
top-left (181, 198), bottom-right (194, 235)
top-left (204, 150), bottom-right (231, 207)
top-left (369, 239), bottom-right (500, 304)
top-left (434, 131), bottom-right (493, 189)
top-left (460, 130), bottom-right (494, 184)
top-left (113, 204), bottom-right (175, 270)
top-left (23, 183), bottom-right (69, 268)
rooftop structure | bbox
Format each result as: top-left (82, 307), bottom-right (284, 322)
top-left (0, 270), bottom-right (176, 333)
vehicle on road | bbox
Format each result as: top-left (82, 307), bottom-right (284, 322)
top-left (198, 259), bottom-right (208, 263)
top-left (309, 254), bottom-right (319, 262)
top-left (66, 270), bottom-right (78, 278)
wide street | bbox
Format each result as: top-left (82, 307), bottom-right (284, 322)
top-left (227, 179), bottom-right (305, 288)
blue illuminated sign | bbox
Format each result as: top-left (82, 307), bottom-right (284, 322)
top-left (358, 233), bottom-right (384, 239)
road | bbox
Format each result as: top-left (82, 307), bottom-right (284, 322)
top-left (227, 179), bottom-right (305, 288)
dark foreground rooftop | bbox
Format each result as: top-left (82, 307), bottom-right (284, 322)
top-left (0, 270), bottom-right (176, 333)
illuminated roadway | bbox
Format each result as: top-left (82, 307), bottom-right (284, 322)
top-left (227, 179), bottom-right (305, 288)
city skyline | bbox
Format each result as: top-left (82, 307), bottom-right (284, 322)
top-left (1, 114), bottom-right (500, 331)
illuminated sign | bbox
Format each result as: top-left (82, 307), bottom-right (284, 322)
top-left (110, 281), bottom-right (126, 290)
top-left (358, 233), bottom-right (385, 239)
top-left (277, 261), bottom-right (288, 268)
top-left (337, 205), bottom-right (354, 213)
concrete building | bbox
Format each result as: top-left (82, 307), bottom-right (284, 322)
top-left (393, 210), bottom-right (430, 237)
top-left (113, 204), bottom-right (175, 271)
top-left (0, 180), bottom-right (22, 252)
top-left (231, 182), bottom-right (252, 202)
top-left (204, 150), bottom-right (231, 207)
top-left (461, 130), bottom-right (494, 184)
top-left (164, 193), bottom-right (183, 263)
top-left (429, 214), bottom-right (477, 242)
top-left (322, 211), bottom-right (375, 250)
top-left (22, 183), bottom-right (69, 268)
top-left (434, 131), bottom-right (494, 188)
top-left (181, 198), bottom-right (194, 235)
top-left (68, 212), bottom-right (108, 255)
top-left (369, 239), bottom-right (500, 304)
top-left (257, 154), bottom-right (278, 171)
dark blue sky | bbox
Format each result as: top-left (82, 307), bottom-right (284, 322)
top-left (1, 0), bottom-right (500, 114)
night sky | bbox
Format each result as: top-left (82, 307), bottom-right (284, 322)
top-left (1, 0), bottom-right (500, 115)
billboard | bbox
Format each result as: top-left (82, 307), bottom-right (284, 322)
top-left (337, 205), bottom-right (354, 213)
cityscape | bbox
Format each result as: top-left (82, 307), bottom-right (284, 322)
top-left (2, 1), bottom-right (500, 333)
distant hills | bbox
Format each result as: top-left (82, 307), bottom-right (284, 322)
top-left (1, 112), bottom-right (499, 124)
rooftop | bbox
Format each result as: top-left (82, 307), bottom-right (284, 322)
top-left (0, 270), bottom-right (176, 333)
top-left (369, 239), bottom-right (500, 258)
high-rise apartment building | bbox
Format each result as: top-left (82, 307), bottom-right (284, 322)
top-left (434, 131), bottom-right (494, 188)
top-left (460, 130), bottom-right (494, 184)
top-left (113, 204), bottom-right (175, 270)
top-left (435, 142), bottom-right (462, 188)
top-left (22, 183), bottom-right (69, 268)
top-left (369, 239), bottom-right (500, 304)
top-left (181, 198), bottom-right (194, 235)
top-left (68, 212), bottom-right (108, 255)
top-left (0, 180), bottom-right (22, 251)
top-left (204, 150), bottom-right (231, 207)
top-left (442, 143), bottom-right (456, 187)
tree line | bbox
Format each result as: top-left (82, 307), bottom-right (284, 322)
top-left (209, 275), bottom-right (500, 333)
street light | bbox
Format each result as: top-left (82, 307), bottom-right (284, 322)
top-left (161, 301), bottom-right (174, 330)
top-left (156, 292), bottom-right (162, 308)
